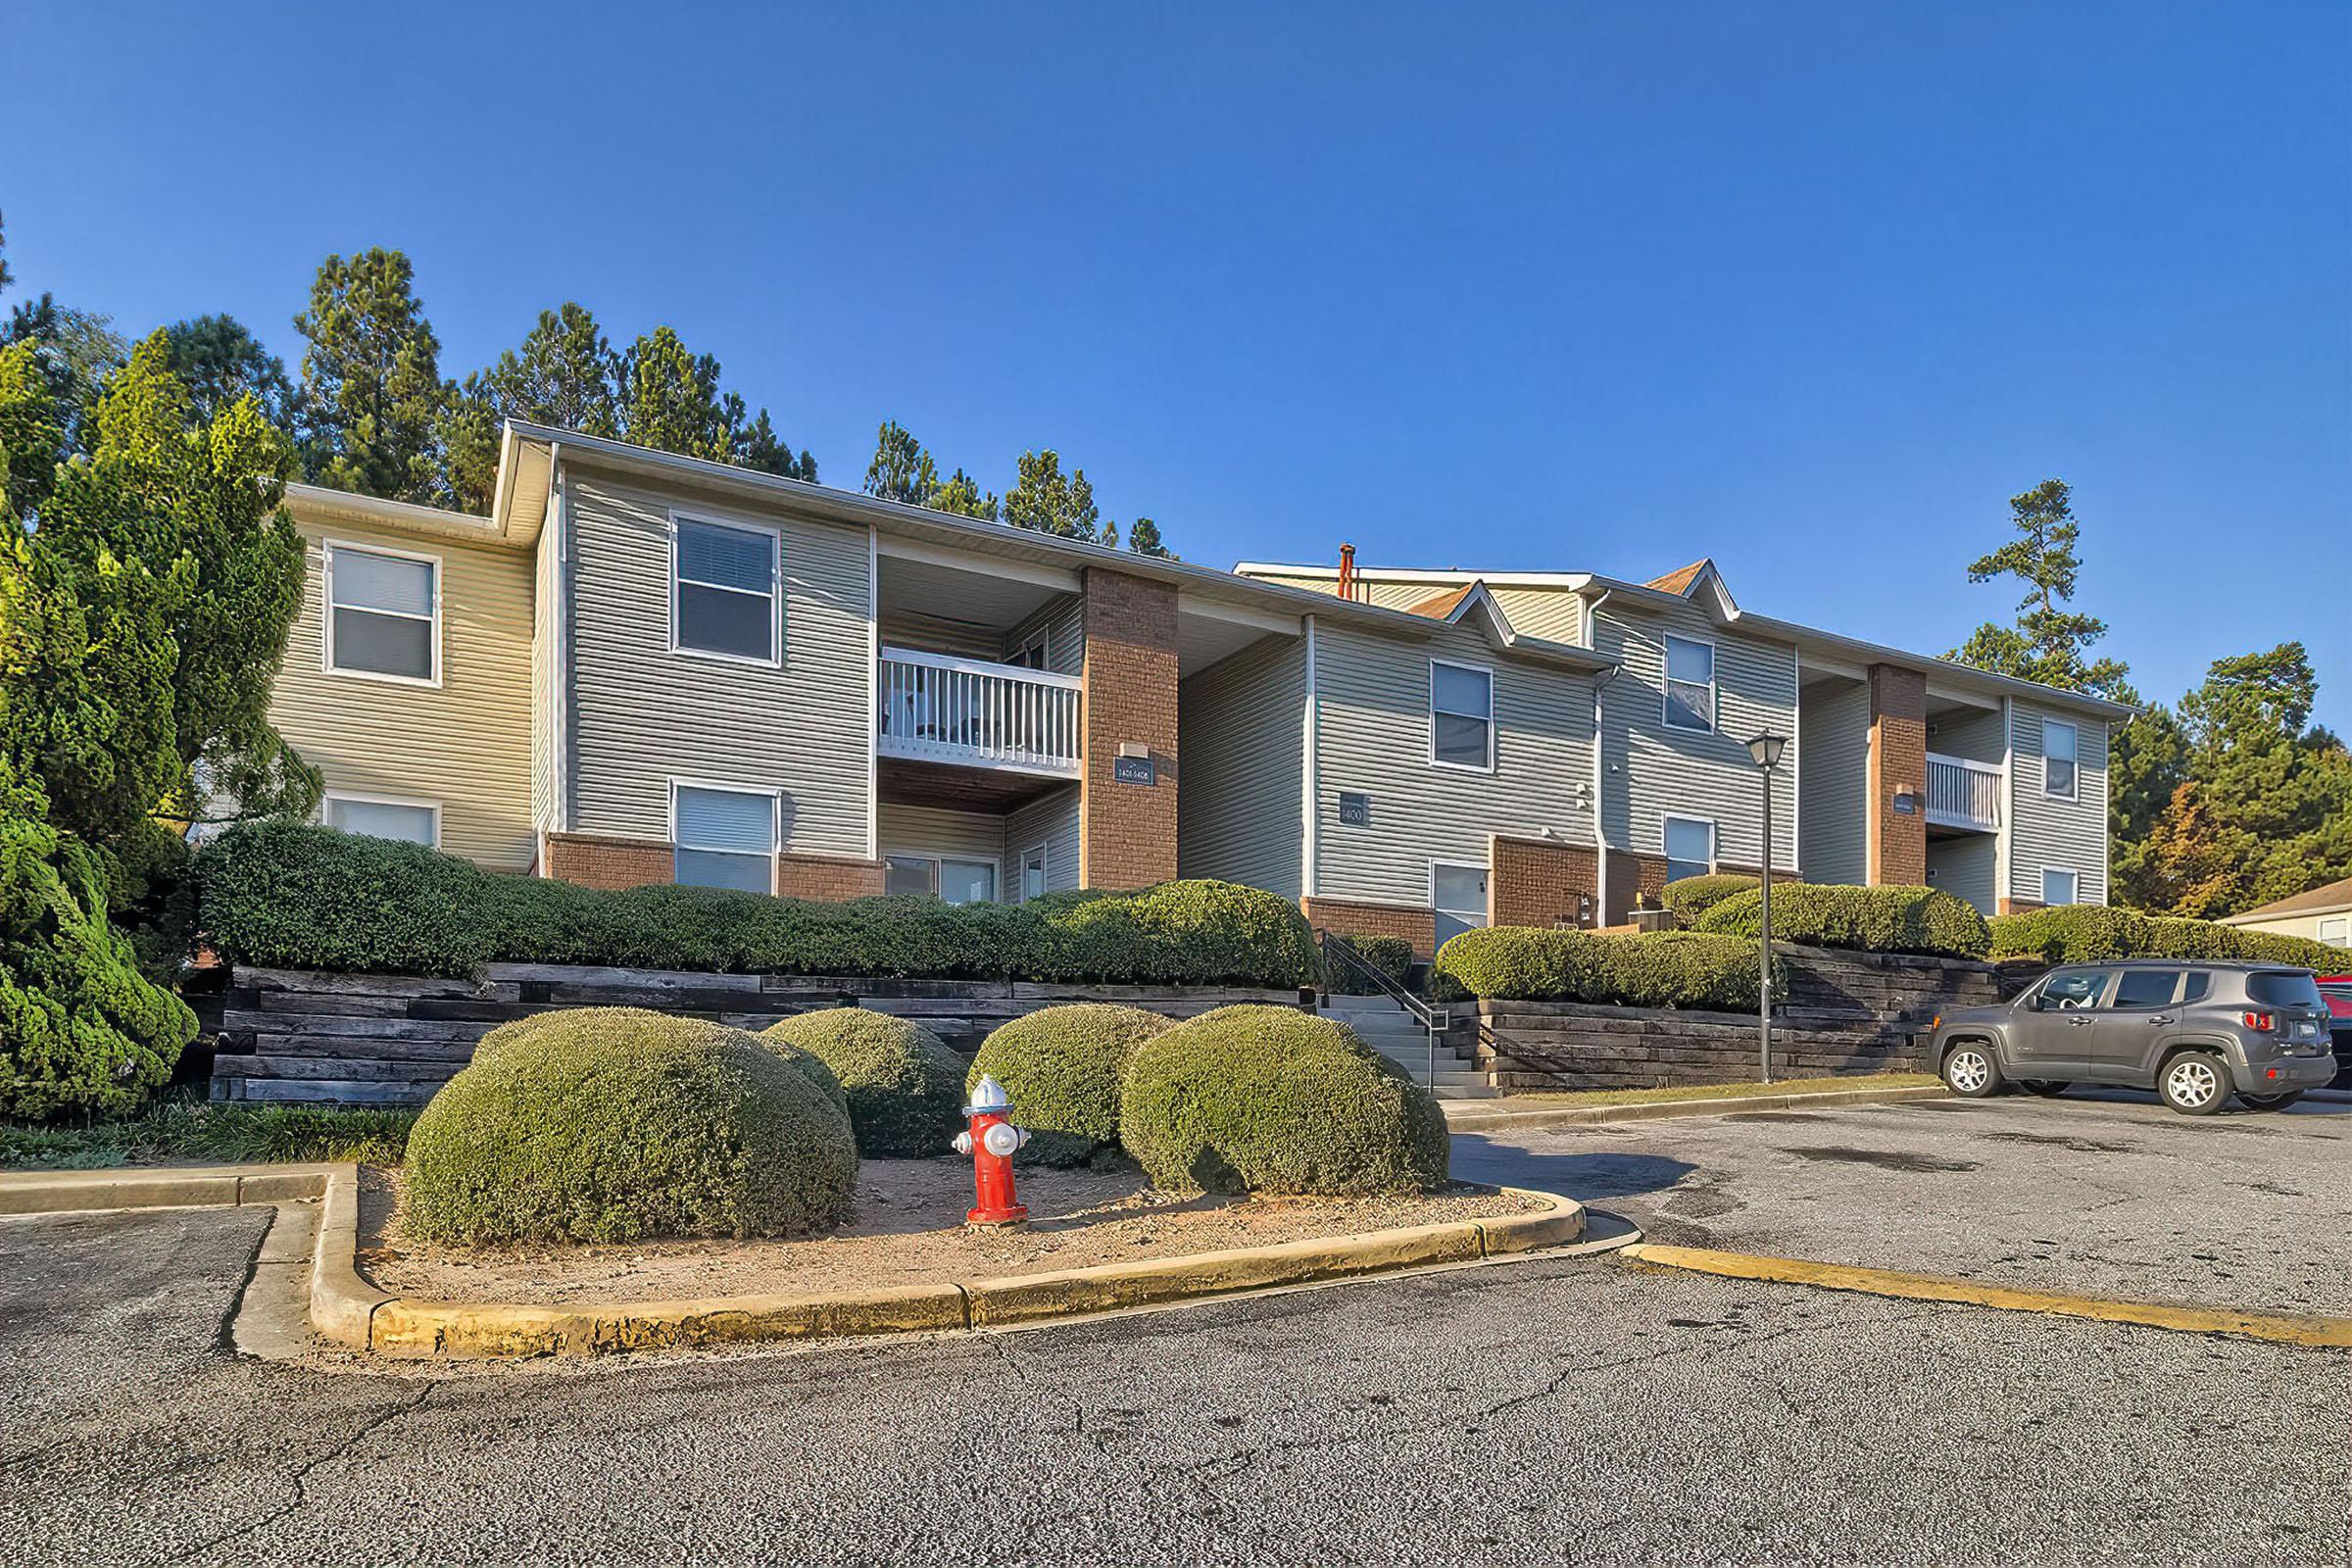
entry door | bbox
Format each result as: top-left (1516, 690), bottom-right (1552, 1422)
top-left (2012, 967), bottom-right (2113, 1077)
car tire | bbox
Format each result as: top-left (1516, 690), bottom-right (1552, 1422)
top-left (2238, 1091), bottom-right (2304, 1111)
top-left (1941, 1042), bottom-right (2002, 1099)
top-left (2017, 1080), bottom-right (2069, 1098)
top-left (2157, 1052), bottom-right (2230, 1116)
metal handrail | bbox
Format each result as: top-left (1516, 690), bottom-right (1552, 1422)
top-left (1317, 932), bottom-right (1586, 1091)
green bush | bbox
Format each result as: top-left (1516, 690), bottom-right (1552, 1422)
top-left (1659, 873), bottom-right (1756, 926)
top-left (403, 1008), bottom-right (857, 1245)
top-left (965, 1004), bottom-right (1175, 1166)
top-left (1334, 934), bottom-right (1416, 990)
top-left (1, 1099), bottom-right (416, 1170)
top-left (1989, 905), bottom-right (2352, 972)
top-left (473, 1005), bottom-right (850, 1116)
top-left (762, 1008), bottom-right (965, 1158)
top-left (1119, 1004), bottom-right (1448, 1196)
top-left (1694, 882), bottom-right (1990, 958)
top-left (1432, 927), bottom-right (1766, 1010)
top-left (197, 822), bottom-right (1318, 988)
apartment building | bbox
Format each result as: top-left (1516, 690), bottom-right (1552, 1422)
top-left (266, 421), bottom-right (2127, 956)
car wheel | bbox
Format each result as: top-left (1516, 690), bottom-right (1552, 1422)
top-left (1941, 1042), bottom-right (2002, 1099)
top-left (2157, 1053), bottom-right (2230, 1115)
top-left (2018, 1080), bottom-right (2069, 1098)
top-left (2238, 1091), bottom-right (2304, 1111)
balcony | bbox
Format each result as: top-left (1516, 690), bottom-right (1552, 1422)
top-left (1926, 752), bottom-right (2001, 832)
top-left (878, 646), bottom-right (1082, 778)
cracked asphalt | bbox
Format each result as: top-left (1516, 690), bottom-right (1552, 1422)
top-left (5, 1157), bottom-right (2347, 1567)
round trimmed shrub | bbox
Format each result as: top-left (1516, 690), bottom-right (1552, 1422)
top-left (762, 1008), bottom-right (965, 1158)
top-left (404, 1009), bottom-right (857, 1245)
top-left (965, 1004), bottom-right (1175, 1165)
top-left (470, 1006), bottom-right (850, 1117)
top-left (1119, 1004), bottom-right (1449, 1196)
top-left (1659, 873), bottom-right (1755, 926)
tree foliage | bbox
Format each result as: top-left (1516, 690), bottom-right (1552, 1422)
top-left (439, 302), bottom-right (620, 513)
top-left (616, 325), bottom-right (813, 483)
top-left (293, 249), bottom-right (448, 504)
top-left (161, 315), bottom-right (296, 429)
top-left (1950, 479), bottom-right (2132, 701)
top-left (1004, 449), bottom-right (1101, 540)
top-left (863, 419), bottom-right (938, 505)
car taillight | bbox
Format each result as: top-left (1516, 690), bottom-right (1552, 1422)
top-left (2242, 1010), bottom-right (2275, 1033)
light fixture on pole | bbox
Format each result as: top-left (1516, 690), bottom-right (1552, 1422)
top-left (1745, 732), bottom-right (1788, 1084)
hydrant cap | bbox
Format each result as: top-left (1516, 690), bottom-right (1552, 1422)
top-left (965, 1074), bottom-right (1011, 1115)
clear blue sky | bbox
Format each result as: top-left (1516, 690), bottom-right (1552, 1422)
top-left (7, 2), bottom-right (2347, 728)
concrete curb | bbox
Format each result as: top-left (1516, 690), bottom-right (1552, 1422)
top-left (1445, 1083), bottom-right (1948, 1134)
top-left (1623, 1242), bottom-right (2352, 1349)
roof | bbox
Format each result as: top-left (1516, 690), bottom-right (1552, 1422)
top-left (1644, 560), bottom-right (1712, 595)
top-left (2219, 876), bottom-right (2352, 925)
top-left (1405, 583), bottom-right (1478, 619)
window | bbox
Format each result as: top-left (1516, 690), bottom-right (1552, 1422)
top-left (2182, 973), bottom-right (2212, 1004)
top-left (325, 543), bottom-right (437, 682)
top-left (2248, 971), bottom-right (2325, 1008)
top-left (322, 795), bottom-right (438, 847)
top-left (2112, 970), bottom-right (2183, 1010)
top-left (2041, 866), bottom-right (2079, 906)
top-left (1431, 862), bottom-right (1489, 948)
top-left (1430, 661), bottom-right (1494, 771)
top-left (1662, 635), bottom-right (1715, 732)
top-left (1020, 845), bottom-right (1049, 902)
top-left (2038, 968), bottom-right (2112, 1010)
top-left (672, 783), bottom-right (775, 893)
top-left (1664, 816), bottom-right (1716, 886)
top-left (884, 855), bottom-right (999, 905)
top-left (672, 515), bottom-right (779, 662)
top-left (2043, 720), bottom-right (2079, 800)
top-left (1007, 633), bottom-right (1049, 671)
top-left (2319, 916), bottom-right (2349, 947)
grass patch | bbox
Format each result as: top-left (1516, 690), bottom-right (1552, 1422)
top-left (0, 1098), bottom-right (418, 1170)
top-left (1500, 1072), bottom-right (1939, 1108)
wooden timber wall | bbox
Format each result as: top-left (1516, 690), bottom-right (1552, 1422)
top-left (214, 965), bottom-right (1306, 1105)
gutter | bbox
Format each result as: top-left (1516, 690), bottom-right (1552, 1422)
top-left (1588, 589), bottom-right (1617, 923)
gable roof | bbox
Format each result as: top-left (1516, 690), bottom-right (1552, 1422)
top-left (1645, 560), bottom-right (1712, 595)
top-left (2218, 875), bottom-right (2352, 925)
top-left (1405, 583), bottom-right (1479, 620)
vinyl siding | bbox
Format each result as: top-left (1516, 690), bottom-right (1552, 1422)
top-left (878, 805), bottom-right (1006, 893)
top-left (2008, 704), bottom-right (2108, 905)
top-left (1486, 587), bottom-right (1582, 644)
top-left (1004, 592), bottom-right (1086, 676)
top-left (1595, 600), bottom-right (1797, 871)
top-left (1177, 633), bottom-right (1305, 897)
top-left (1311, 620), bottom-right (1597, 906)
top-left (1931, 706), bottom-right (2004, 763)
top-left (1241, 570), bottom-right (1431, 613)
top-left (270, 518), bottom-right (536, 871)
top-left (878, 609), bottom-right (998, 662)
top-left (1929, 833), bottom-right (1998, 914)
top-left (1006, 786), bottom-right (1082, 900)
top-left (566, 470), bottom-right (872, 856)
top-left (1797, 678), bottom-right (1869, 885)
top-left (529, 515), bottom-right (560, 836)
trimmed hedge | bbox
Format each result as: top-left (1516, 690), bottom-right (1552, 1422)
top-left (403, 1008), bottom-right (857, 1245)
top-left (762, 1008), bottom-right (965, 1158)
top-left (1989, 905), bottom-right (2352, 972)
top-left (1340, 934), bottom-right (1417, 991)
top-left (1119, 1004), bottom-right (1449, 1196)
top-left (1659, 873), bottom-right (1755, 925)
top-left (1433, 927), bottom-right (1766, 1010)
top-left (1694, 882), bottom-right (1990, 958)
top-left (965, 1004), bottom-right (1175, 1166)
top-left (472, 1005), bottom-right (850, 1116)
top-left (197, 821), bottom-right (1318, 987)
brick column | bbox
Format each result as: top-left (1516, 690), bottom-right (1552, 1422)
top-left (1490, 835), bottom-right (1600, 929)
top-left (1079, 566), bottom-right (1179, 888)
top-left (1867, 663), bottom-right (1928, 887)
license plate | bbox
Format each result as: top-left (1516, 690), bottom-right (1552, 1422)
top-left (2294, 1021), bottom-right (2320, 1040)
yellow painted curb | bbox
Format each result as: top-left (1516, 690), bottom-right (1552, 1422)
top-left (1623, 1243), bottom-right (2352, 1349)
top-left (370, 1282), bottom-right (972, 1357)
top-left (308, 1166), bottom-right (388, 1350)
top-left (1477, 1186), bottom-right (1589, 1254)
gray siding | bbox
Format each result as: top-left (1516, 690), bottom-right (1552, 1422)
top-left (878, 609), bottom-right (998, 662)
top-left (1798, 678), bottom-right (1869, 885)
top-left (1595, 600), bottom-right (1797, 870)
top-left (1929, 833), bottom-right (1998, 914)
top-left (1005, 592), bottom-right (1085, 676)
top-left (878, 804), bottom-right (1006, 891)
top-left (1311, 620), bottom-right (1597, 906)
top-left (1932, 706), bottom-right (2004, 764)
top-left (2008, 704), bottom-right (2108, 905)
top-left (1178, 633), bottom-right (1305, 897)
top-left (566, 470), bottom-right (873, 856)
top-left (1006, 785), bottom-right (1082, 899)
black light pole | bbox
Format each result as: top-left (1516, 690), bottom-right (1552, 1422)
top-left (1747, 732), bottom-right (1788, 1084)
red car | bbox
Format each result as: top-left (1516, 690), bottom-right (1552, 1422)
top-left (2323, 976), bottom-right (2352, 1089)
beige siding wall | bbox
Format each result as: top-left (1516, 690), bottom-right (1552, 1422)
top-left (1177, 633), bottom-right (1304, 898)
top-left (1798, 677), bottom-right (1869, 885)
top-left (270, 519), bottom-right (536, 870)
top-left (1487, 586), bottom-right (1583, 644)
top-left (2008, 704), bottom-right (2108, 905)
top-left (1006, 786), bottom-right (1082, 899)
top-left (530, 513), bottom-right (560, 834)
top-left (566, 469), bottom-right (873, 857)
top-left (2230, 909), bottom-right (2351, 944)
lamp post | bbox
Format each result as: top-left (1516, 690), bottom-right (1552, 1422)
top-left (1746, 732), bottom-right (1788, 1084)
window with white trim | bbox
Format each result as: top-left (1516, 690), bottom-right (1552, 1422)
top-left (1662, 635), bottom-right (1715, 732)
top-left (673, 784), bottom-right (776, 892)
top-left (322, 795), bottom-right (438, 847)
top-left (1664, 816), bottom-right (1716, 885)
top-left (2041, 866), bottom-right (2080, 906)
top-left (2042, 719), bottom-right (2079, 799)
top-left (325, 544), bottom-right (437, 681)
top-left (1430, 661), bottom-right (1494, 770)
top-left (673, 516), bottom-right (779, 662)
top-left (1431, 862), bottom-right (1489, 948)
top-left (2319, 916), bottom-right (2348, 947)
top-left (884, 855), bottom-right (999, 905)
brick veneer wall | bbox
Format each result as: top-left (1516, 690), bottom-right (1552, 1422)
top-left (1602, 850), bottom-right (1670, 925)
top-left (775, 852), bottom-right (886, 901)
top-left (544, 832), bottom-right (674, 891)
top-left (1080, 566), bottom-right (1180, 889)
top-left (1490, 835), bottom-right (1599, 929)
top-left (1301, 896), bottom-right (1439, 958)
top-left (1868, 662), bottom-right (1928, 887)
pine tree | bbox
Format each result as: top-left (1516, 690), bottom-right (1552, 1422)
top-left (926, 467), bottom-right (998, 520)
top-left (1004, 450), bottom-right (1099, 541)
top-left (439, 303), bottom-right (621, 513)
top-left (160, 315), bottom-right (296, 430)
top-left (864, 420), bottom-right (939, 505)
top-left (1127, 516), bottom-right (1174, 559)
top-left (293, 249), bottom-right (448, 504)
top-left (1949, 478), bottom-right (2132, 700)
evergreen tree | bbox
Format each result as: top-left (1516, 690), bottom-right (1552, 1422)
top-left (926, 466), bottom-right (998, 520)
top-left (864, 420), bottom-right (939, 505)
top-left (0, 340), bottom-right (65, 519)
top-left (161, 315), bottom-right (296, 429)
top-left (439, 303), bottom-right (621, 513)
top-left (1004, 449), bottom-right (1099, 541)
top-left (614, 326), bottom-right (813, 481)
top-left (2107, 703), bottom-right (2187, 909)
top-left (293, 249), bottom-right (448, 503)
top-left (1127, 516), bottom-right (1174, 559)
top-left (1950, 478), bottom-right (2132, 701)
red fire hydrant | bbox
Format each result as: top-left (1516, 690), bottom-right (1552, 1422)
top-left (952, 1074), bottom-right (1030, 1227)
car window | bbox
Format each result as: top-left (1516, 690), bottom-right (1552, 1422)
top-left (2112, 970), bottom-right (2182, 1010)
top-left (2247, 971), bottom-right (2324, 1008)
top-left (2182, 973), bottom-right (2212, 1004)
top-left (2039, 969), bottom-right (2112, 1010)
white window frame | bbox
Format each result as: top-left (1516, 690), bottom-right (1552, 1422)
top-left (2041, 719), bottom-right (2080, 801)
top-left (319, 791), bottom-right (441, 848)
top-left (1663, 814), bottom-right (1718, 884)
top-left (1019, 842), bottom-right (1050, 903)
top-left (321, 539), bottom-right (441, 687)
top-left (1429, 858), bottom-right (1491, 946)
top-left (668, 510), bottom-right (782, 667)
top-left (668, 777), bottom-right (780, 893)
top-left (1428, 658), bottom-right (1496, 774)
top-left (1661, 633), bottom-right (1716, 734)
top-left (2040, 865), bottom-right (2080, 906)
top-left (2318, 915), bottom-right (2348, 947)
top-left (882, 852), bottom-right (1002, 905)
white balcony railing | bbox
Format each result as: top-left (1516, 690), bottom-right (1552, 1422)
top-left (878, 646), bottom-right (1082, 777)
top-left (1926, 752), bottom-right (2001, 832)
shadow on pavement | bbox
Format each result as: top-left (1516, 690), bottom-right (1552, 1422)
top-left (1446, 1133), bottom-right (1696, 1201)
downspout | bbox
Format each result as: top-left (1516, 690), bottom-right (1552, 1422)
top-left (1299, 614), bottom-right (1318, 905)
top-left (549, 442), bottom-right (571, 837)
top-left (1588, 590), bottom-right (1616, 926)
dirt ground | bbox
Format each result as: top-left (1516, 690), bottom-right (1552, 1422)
top-left (360, 1160), bottom-right (1547, 1306)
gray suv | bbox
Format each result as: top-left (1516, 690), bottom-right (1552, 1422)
top-left (1929, 961), bottom-right (2337, 1114)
